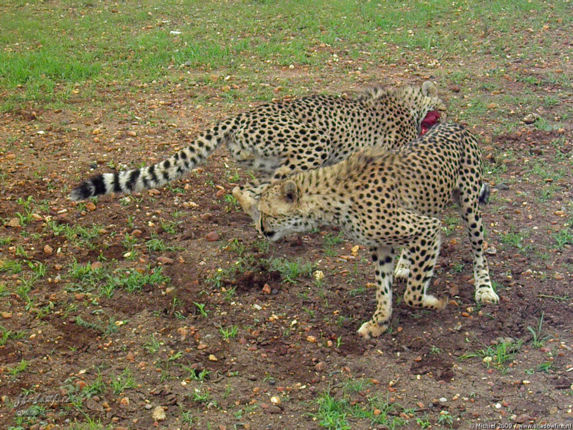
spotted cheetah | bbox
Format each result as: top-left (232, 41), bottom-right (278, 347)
top-left (257, 122), bottom-right (499, 339)
top-left (70, 81), bottom-right (445, 220)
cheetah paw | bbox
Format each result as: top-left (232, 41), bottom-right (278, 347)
top-left (357, 321), bottom-right (388, 339)
top-left (422, 294), bottom-right (447, 310)
top-left (475, 286), bottom-right (499, 304)
top-left (232, 186), bottom-right (258, 219)
top-left (394, 267), bottom-right (410, 280)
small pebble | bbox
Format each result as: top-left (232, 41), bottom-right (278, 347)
top-left (206, 231), bottom-right (220, 242)
top-left (157, 256), bottom-right (174, 265)
top-left (152, 405), bottom-right (166, 421)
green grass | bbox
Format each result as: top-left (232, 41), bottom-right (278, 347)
top-left (47, 221), bottom-right (103, 250)
top-left (219, 325), bottom-right (239, 341)
top-left (8, 359), bottom-right (30, 377)
top-left (110, 368), bottom-right (137, 395)
top-left (313, 386), bottom-right (409, 429)
top-left (1, 0), bottom-right (568, 111)
top-left (553, 228), bottom-right (573, 250)
top-left (270, 257), bottom-right (314, 284)
top-left (460, 339), bottom-right (524, 370)
top-left (323, 232), bottom-right (345, 256)
top-left (0, 259), bottom-right (23, 274)
top-left (67, 261), bottom-right (169, 297)
top-left (499, 229), bottom-right (531, 253)
top-left (146, 235), bottom-right (177, 253)
top-left (107, 267), bottom-right (170, 294)
top-left (0, 325), bottom-right (26, 346)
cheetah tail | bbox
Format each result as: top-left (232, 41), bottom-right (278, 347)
top-left (478, 183), bottom-right (490, 205)
top-left (69, 120), bottom-right (234, 201)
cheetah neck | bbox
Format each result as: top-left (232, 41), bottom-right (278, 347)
top-left (291, 156), bottom-right (365, 229)
top-left (286, 148), bottom-right (400, 241)
top-left (397, 87), bottom-right (430, 127)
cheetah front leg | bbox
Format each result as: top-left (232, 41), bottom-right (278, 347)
top-left (402, 217), bottom-right (447, 310)
top-left (357, 246), bottom-right (396, 339)
top-left (232, 182), bottom-right (269, 221)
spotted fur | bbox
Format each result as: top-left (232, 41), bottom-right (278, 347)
top-left (257, 122), bottom-right (499, 339)
top-left (70, 81), bottom-right (445, 215)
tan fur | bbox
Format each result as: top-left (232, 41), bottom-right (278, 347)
top-left (258, 123), bottom-right (499, 339)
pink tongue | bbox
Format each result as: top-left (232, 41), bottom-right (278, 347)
top-left (421, 110), bottom-right (440, 135)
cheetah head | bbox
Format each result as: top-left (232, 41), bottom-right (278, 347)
top-left (391, 81), bottom-right (446, 134)
top-left (418, 81), bottom-right (447, 134)
top-left (364, 81), bottom-right (446, 134)
top-left (257, 180), bottom-right (317, 242)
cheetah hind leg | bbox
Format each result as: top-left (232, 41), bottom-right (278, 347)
top-left (455, 176), bottom-right (500, 305)
top-left (402, 218), bottom-right (447, 311)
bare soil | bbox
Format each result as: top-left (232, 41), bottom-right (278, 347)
top-left (0, 78), bottom-right (572, 429)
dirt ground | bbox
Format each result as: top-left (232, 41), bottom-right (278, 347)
top-left (1, 71), bottom-right (572, 428)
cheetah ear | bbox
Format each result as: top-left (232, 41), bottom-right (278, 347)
top-left (422, 81), bottom-right (438, 98)
top-left (281, 180), bottom-right (298, 203)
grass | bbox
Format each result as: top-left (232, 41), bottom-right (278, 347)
top-left (323, 232), bottom-right (345, 256)
top-left (67, 261), bottom-right (169, 297)
top-left (8, 359), bottom-right (30, 377)
top-left (313, 386), bottom-right (409, 429)
top-left (1, 0), bottom-right (569, 112)
top-left (0, 325), bottom-right (26, 346)
top-left (553, 228), bottom-right (573, 250)
top-left (527, 313), bottom-right (548, 348)
top-left (146, 235), bottom-right (178, 253)
top-left (110, 368), bottom-right (137, 395)
top-left (47, 221), bottom-right (103, 250)
top-left (460, 339), bottom-right (524, 370)
top-left (219, 325), bottom-right (239, 341)
top-left (107, 267), bottom-right (170, 294)
top-left (499, 229), bottom-right (531, 253)
top-left (0, 259), bottom-right (23, 274)
top-left (270, 257), bottom-right (314, 284)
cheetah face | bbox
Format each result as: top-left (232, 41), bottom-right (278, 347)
top-left (257, 180), bottom-right (317, 241)
top-left (420, 81), bottom-right (447, 127)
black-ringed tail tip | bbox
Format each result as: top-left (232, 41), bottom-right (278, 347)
top-left (69, 126), bottom-right (225, 201)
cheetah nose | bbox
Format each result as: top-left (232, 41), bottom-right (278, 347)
top-left (263, 230), bottom-right (276, 239)
top-left (261, 224), bottom-right (276, 239)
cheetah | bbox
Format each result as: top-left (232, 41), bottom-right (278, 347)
top-left (70, 81), bottom-right (445, 220)
top-left (257, 122), bottom-right (499, 339)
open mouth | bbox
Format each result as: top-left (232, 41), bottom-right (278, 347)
top-left (421, 110), bottom-right (441, 135)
